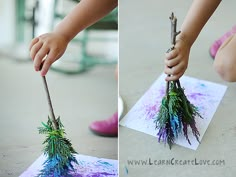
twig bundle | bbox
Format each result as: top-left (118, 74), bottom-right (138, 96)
top-left (154, 13), bottom-right (202, 149)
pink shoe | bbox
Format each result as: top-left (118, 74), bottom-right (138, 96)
top-left (89, 112), bottom-right (118, 137)
top-left (210, 25), bottom-right (236, 59)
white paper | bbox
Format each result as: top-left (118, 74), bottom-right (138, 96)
top-left (120, 74), bottom-right (227, 150)
top-left (19, 154), bottom-right (118, 177)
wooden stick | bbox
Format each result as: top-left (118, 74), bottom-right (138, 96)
top-left (170, 12), bottom-right (181, 46)
top-left (42, 76), bottom-right (59, 130)
top-left (166, 12), bottom-right (181, 95)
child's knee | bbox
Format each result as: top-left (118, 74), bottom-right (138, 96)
top-left (214, 52), bottom-right (236, 82)
top-left (213, 35), bottom-right (236, 82)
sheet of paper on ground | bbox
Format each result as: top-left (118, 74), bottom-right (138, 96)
top-left (120, 73), bottom-right (227, 150)
top-left (19, 154), bottom-right (118, 177)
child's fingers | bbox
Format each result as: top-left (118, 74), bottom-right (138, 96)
top-left (29, 37), bottom-right (39, 51)
top-left (164, 62), bottom-right (186, 81)
top-left (40, 60), bottom-right (51, 76)
top-left (174, 62), bottom-right (187, 74)
top-left (165, 62), bottom-right (186, 75)
top-left (164, 65), bottom-right (173, 75)
top-left (30, 41), bottom-right (43, 60)
top-left (165, 72), bottom-right (183, 81)
top-left (165, 57), bottom-right (180, 68)
top-left (33, 45), bottom-right (49, 71)
top-left (165, 49), bottom-right (178, 60)
top-left (40, 50), bottom-right (58, 76)
top-left (164, 65), bottom-right (179, 76)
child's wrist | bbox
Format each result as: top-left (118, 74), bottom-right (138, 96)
top-left (177, 32), bottom-right (192, 48)
top-left (53, 29), bottom-right (71, 44)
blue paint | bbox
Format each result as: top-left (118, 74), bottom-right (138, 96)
top-left (170, 115), bottom-right (180, 138)
top-left (200, 83), bottom-right (206, 87)
top-left (97, 160), bottom-right (113, 167)
top-left (125, 166), bottom-right (128, 175)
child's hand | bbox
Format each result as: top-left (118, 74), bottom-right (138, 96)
top-left (29, 32), bottom-right (69, 76)
top-left (164, 37), bottom-right (191, 81)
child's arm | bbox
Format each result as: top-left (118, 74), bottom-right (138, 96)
top-left (165, 0), bottom-right (221, 81)
top-left (30, 0), bottom-right (117, 76)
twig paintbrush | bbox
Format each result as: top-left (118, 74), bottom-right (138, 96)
top-left (37, 66), bottom-right (78, 177)
top-left (154, 13), bottom-right (202, 149)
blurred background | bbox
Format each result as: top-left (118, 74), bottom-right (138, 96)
top-left (0, 0), bottom-right (118, 176)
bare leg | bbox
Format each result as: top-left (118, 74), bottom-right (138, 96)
top-left (214, 34), bottom-right (236, 82)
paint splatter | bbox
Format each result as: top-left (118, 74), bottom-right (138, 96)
top-left (97, 160), bottom-right (113, 167)
top-left (141, 81), bottom-right (209, 121)
top-left (145, 105), bottom-right (158, 119)
top-left (19, 154), bottom-right (118, 177)
top-left (89, 172), bottom-right (117, 177)
top-left (124, 166), bottom-right (128, 175)
top-left (188, 92), bottom-right (206, 100)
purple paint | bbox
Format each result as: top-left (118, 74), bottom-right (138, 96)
top-left (72, 172), bottom-right (116, 177)
top-left (188, 92), bottom-right (206, 100)
top-left (90, 172), bottom-right (116, 177)
top-left (73, 174), bottom-right (83, 177)
top-left (70, 171), bottom-right (116, 177)
top-left (19, 154), bottom-right (118, 177)
top-left (157, 127), bottom-right (167, 143)
top-left (145, 105), bottom-right (158, 120)
top-left (159, 87), bottom-right (166, 97)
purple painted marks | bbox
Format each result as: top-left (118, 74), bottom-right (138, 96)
top-left (72, 172), bottom-right (116, 177)
top-left (185, 83), bottom-right (210, 116)
top-left (19, 154), bottom-right (118, 177)
top-left (140, 80), bottom-right (210, 121)
top-left (73, 174), bottom-right (83, 177)
top-left (69, 158), bottom-right (118, 177)
top-left (188, 92), bottom-right (206, 100)
top-left (89, 172), bottom-right (117, 177)
top-left (158, 86), bottom-right (166, 97)
top-left (62, 171), bottom-right (117, 177)
top-left (140, 86), bottom-right (166, 120)
top-left (145, 104), bottom-right (159, 120)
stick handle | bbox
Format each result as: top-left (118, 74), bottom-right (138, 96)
top-left (170, 12), bottom-right (181, 46)
top-left (166, 13), bottom-right (181, 95)
top-left (42, 76), bottom-right (59, 130)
